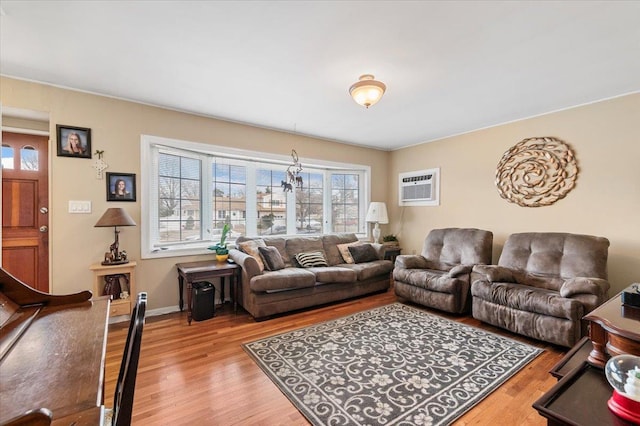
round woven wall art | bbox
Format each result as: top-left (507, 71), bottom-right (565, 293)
top-left (495, 136), bottom-right (578, 207)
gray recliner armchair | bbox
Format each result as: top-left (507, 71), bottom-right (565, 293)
top-left (471, 232), bottom-right (610, 347)
top-left (393, 228), bottom-right (493, 314)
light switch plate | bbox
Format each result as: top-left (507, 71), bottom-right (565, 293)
top-left (69, 200), bottom-right (91, 213)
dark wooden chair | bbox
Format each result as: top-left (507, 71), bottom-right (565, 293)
top-left (105, 292), bottom-right (147, 426)
top-left (0, 408), bottom-right (52, 426)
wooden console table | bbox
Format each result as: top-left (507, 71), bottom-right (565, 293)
top-left (176, 260), bottom-right (240, 324)
top-left (584, 292), bottom-right (640, 367)
top-left (533, 292), bottom-right (640, 425)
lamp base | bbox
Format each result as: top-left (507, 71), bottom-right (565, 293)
top-left (608, 390), bottom-right (640, 424)
top-left (372, 223), bottom-right (381, 244)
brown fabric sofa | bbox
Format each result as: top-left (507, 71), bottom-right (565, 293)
top-left (471, 232), bottom-right (610, 347)
top-left (230, 233), bottom-right (393, 320)
top-left (393, 228), bottom-right (493, 314)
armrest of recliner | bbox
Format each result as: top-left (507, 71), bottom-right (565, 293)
top-left (394, 255), bottom-right (431, 269)
top-left (560, 277), bottom-right (610, 299)
top-left (471, 265), bottom-right (516, 282)
top-left (447, 264), bottom-right (473, 278)
top-left (229, 249), bottom-right (263, 280)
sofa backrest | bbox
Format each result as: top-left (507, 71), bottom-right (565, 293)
top-left (321, 234), bottom-right (359, 265)
top-left (498, 233), bottom-right (610, 285)
top-left (235, 233), bottom-right (359, 267)
top-left (421, 228), bottom-right (493, 270)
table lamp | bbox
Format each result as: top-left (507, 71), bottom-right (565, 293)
top-left (366, 202), bottom-right (388, 244)
top-left (95, 208), bottom-right (136, 265)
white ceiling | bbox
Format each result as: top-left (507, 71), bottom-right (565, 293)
top-left (1, 1), bottom-right (639, 150)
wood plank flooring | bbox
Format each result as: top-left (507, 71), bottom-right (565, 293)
top-left (103, 291), bottom-right (565, 425)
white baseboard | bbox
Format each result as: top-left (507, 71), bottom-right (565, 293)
top-left (108, 305), bottom-right (182, 324)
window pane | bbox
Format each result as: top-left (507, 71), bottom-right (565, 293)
top-left (331, 173), bottom-right (360, 233)
top-left (212, 161), bottom-right (246, 239)
top-left (257, 168), bottom-right (287, 236)
top-left (296, 171), bottom-right (323, 234)
top-left (158, 153), bottom-right (202, 243)
top-left (20, 146), bottom-right (39, 171)
top-left (2, 144), bottom-right (14, 169)
top-left (230, 165), bottom-right (246, 184)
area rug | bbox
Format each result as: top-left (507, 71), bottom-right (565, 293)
top-left (243, 303), bottom-right (542, 426)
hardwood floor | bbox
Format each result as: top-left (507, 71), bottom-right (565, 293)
top-left (104, 291), bottom-right (565, 425)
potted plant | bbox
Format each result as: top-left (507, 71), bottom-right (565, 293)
top-left (382, 234), bottom-right (399, 247)
top-left (208, 223), bottom-right (231, 262)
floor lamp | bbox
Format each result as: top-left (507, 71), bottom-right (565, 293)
top-left (366, 202), bottom-right (388, 244)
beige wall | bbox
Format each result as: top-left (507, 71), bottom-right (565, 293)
top-left (389, 93), bottom-right (640, 295)
top-left (2, 76), bottom-right (638, 310)
top-left (1, 77), bottom-right (389, 311)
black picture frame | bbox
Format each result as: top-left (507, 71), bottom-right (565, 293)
top-left (56, 125), bottom-right (92, 158)
top-left (106, 172), bottom-right (136, 202)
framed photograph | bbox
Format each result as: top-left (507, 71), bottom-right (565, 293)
top-left (106, 172), bottom-right (136, 202)
top-left (56, 125), bottom-right (92, 158)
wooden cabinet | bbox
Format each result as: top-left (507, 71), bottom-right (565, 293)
top-left (90, 261), bottom-right (136, 317)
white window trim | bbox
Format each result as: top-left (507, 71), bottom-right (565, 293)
top-left (141, 134), bottom-right (371, 259)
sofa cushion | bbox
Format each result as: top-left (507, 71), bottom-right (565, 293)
top-left (306, 266), bottom-right (357, 283)
top-left (348, 244), bottom-right (379, 263)
top-left (498, 233), bottom-right (609, 286)
top-left (322, 233), bottom-right (359, 265)
top-left (263, 237), bottom-right (293, 268)
top-left (339, 260), bottom-right (393, 281)
top-left (258, 246), bottom-right (285, 271)
top-left (393, 268), bottom-right (461, 294)
top-left (337, 241), bottom-right (362, 264)
top-left (238, 239), bottom-right (267, 272)
top-left (250, 268), bottom-right (316, 292)
top-left (471, 280), bottom-right (582, 320)
top-left (286, 237), bottom-right (326, 263)
top-left (295, 251), bottom-right (328, 268)
top-left (422, 228), bottom-right (493, 268)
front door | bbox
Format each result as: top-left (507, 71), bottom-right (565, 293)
top-left (1, 131), bottom-right (49, 292)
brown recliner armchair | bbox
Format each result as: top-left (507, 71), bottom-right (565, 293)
top-left (393, 228), bottom-right (493, 314)
top-left (471, 232), bottom-right (610, 347)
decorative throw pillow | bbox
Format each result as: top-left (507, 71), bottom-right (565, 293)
top-left (238, 239), bottom-right (266, 272)
top-left (258, 246), bottom-right (285, 271)
top-left (337, 241), bottom-right (362, 264)
top-left (295, 251), bottom-right (328, 268)
top-left (348, 243), bottom-right (379, 263)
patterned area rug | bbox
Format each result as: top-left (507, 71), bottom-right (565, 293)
top-left (243, 303), bottom-right (542, 426)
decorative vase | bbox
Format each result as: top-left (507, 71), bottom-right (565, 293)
top-left (216, 254), bottom-right (229, 262)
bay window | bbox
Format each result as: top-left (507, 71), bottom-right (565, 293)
top-left (141, 135), bottom-right (370, 259)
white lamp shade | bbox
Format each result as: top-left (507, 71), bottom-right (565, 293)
top-left (366, 202), bottom-right (388, 224)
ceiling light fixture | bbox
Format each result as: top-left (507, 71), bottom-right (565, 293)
top-left (349, 74), bottom-right (386, 108)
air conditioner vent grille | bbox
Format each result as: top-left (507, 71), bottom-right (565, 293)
top-left (399, 168), bottom-right (440, 206)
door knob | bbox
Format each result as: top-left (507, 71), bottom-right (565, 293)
top-left (40, 207), bottom-right (48, 214)
top-left (39, 226), bottom-right (48, 233)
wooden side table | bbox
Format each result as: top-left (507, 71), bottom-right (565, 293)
top-left (176, 260), bottom-right (240, 324)
top-left (383, 246), bottom-right (402, 262)
top-left (90, 261), bottom-right (136, 317)
top-left (584, 292), bottom-right (640, 367)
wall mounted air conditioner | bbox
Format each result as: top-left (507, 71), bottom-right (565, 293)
top-left (399, 168), bottom-right (440, 206)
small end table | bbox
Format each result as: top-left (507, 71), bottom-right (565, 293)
top-left (176, 260), bottom-right (240, 324)
top-left (383, 246), bottom-right (402, 262)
